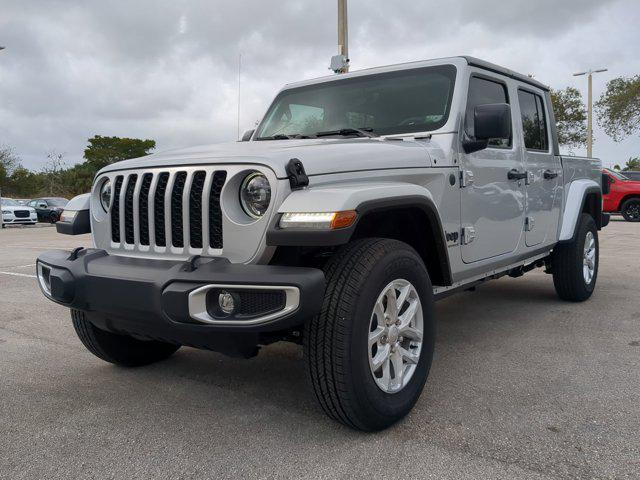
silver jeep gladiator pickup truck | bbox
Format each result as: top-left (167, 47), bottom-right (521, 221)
top-left (38, 56), bottom-right (608, 431)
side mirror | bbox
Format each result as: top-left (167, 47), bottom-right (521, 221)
top-left (241, 129), bottom-right (255, 142)
top-left (601, 173), bottom-right (611, 194)
top-left (38, 203), bottom-right (47, 209)
top-left (463, 103), bottom-right (512, 154)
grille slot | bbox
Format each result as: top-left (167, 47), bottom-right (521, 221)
top-left (209, 171), bottom-right (227, 249)
top-left (171, 172), bottom-right (188, 247)
top-left (189, 171), bottom-right (206, 249)
top-left (111, 176), bottom-right (124, 242)
top-left (109, 169), bottom-right (227, 253)
top-left (139, 173), bottom-right (153, 246)
top-left (124, 174), bottom-right (137, 244)
top-left (154, 172), bottom-right (170, 247)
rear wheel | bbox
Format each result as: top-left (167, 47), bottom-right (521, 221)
top-left (621, 198), bottom-right (640, 222)
top-left (71, 309), bottom-right (180, 366)
top-left (551, 213), bottom-right (598, 302)
top-left (305, 238), bottom-right (435, 431)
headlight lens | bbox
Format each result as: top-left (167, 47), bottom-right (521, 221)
top-left (2, 210), bottom-right (10, 215)
top-left (100, 179), bottom-right (112, 212)
top-left (240, 172), bottom-right (271, 219)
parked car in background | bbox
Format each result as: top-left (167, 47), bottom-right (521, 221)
top-left (603, 169), bottom-right (640, 222)
top-left (28, 197), bottom-right (69, 223)
top-left (618, 170), bottom-right (640, 181)
top-left (1, 198), bottom-right (38, 227)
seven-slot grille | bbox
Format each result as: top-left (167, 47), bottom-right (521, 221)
top-left (109, 169), bottom-right (227, 251)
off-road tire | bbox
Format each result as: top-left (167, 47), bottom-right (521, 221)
top-left (71, 309), bottom-right (180, 366)
top-left (620, 198), bottom-right (640, 222)
top-left (304, 238), bottom-right (435, 431)
top-left (551, 213), bottom-right (598, 302)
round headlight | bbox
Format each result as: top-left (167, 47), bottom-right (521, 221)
top-left (100, 179), bottom-right (112, 212)
top-left (240, 172), bottom-right (271, 219)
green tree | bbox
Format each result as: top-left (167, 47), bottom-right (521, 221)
top-left (596, 75), bottom-right (640, 141)
top-left (620, 157), bottom-right (640, 171)
top-left (550, 87), bottom-right (587, 149)
top-left (83, 135), bottom-right (156, 170)
top-left (0, 145), bottom-right (21, 196)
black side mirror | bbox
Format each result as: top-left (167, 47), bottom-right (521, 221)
top-left (601, 172), bottom-right (611, 194)
top-left (463, 103), bottom-right (511, 154)
top-left (241, 129), bottom-right (255, 142)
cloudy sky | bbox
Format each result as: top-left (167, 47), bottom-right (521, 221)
top-left (1, 0), bottom-right (639, 170)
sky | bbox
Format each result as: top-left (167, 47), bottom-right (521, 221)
top-left (1, 0), bottom-right (639, 171)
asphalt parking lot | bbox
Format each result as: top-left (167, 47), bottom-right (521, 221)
top-left (1, 220), bottom-right (638, 479)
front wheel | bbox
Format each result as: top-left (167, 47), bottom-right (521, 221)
top-left (621, 198), bottom-right (640, 222)
top-left (305, 239), bottom-right (435, 431)
top-left (71, 309), bottom-right (180, 366)
top-left (551, 213), bottom-right (599, 302)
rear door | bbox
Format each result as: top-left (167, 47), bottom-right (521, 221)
top-left (460, 74), bottom-right (526, 263)
top-left (517, 89), bottom-right (561, 246)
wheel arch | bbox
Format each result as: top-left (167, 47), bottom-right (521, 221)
top-left (267, 188), bottom-right (453, 287)
top-left (618, 194), bottom-right (640, 211)
top-left (559, 180), bottom-right (602, 243)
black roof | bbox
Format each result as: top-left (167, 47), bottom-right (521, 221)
top-left (461, 56), bottom-right (550, 92)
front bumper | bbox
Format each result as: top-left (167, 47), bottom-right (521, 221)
top-left (36, 249), bottom-right (325, 350)
top-left (2, 214), bottom-right (37, 224)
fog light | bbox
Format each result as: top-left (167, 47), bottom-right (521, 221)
top-left (218, 291), bottom-right (236, 314)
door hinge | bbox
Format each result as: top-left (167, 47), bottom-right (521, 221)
top-left (525, 216), bottom-right (535, 232)
top-left (459, 170), bottom-right (474, 188)
top-left (461, 226), bottom-right (476, 245)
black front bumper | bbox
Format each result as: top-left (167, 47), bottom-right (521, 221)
top-left (37, 249), bottom-right (325, 351)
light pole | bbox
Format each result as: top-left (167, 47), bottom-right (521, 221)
top-left (573, 68), bottom-right (607, 158)
top-left (330, 0), bottom-right (349, 74)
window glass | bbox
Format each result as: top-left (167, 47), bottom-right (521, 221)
top-left (518, 90), bottom-right (549, 151)
top-left (465, 76), bottom-right (511, 147)
top-left (257, 65), bottom-right (457, 138)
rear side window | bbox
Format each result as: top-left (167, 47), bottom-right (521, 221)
top-left (465, 76), bottom-right (511, 148)
top-left (518, 90), bottom-right (549, 151)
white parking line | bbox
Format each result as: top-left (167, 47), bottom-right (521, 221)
top-left (0, 271), bottom-right (37, 278)
top-left (2, 264), bottom-right (36, 269)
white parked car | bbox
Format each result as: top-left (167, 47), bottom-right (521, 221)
top-left (37, 56), bottom-right (607, 431)
top-left (1, 198), bottom-right (38, 227)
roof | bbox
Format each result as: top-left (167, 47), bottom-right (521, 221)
top-left (282, 56), bottom-right (550, 92)
top-left (461, 56), bottom-right (550, 91)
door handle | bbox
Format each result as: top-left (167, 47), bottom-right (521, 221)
top-left (543, 169), bottom-right (558, 180)
top-left (507, 169), bottom-right (528, 181)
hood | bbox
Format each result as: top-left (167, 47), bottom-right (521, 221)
top-left (2, 205), bottom-right (35, 212)
top-left (98, 138), bottom-right (436, 178)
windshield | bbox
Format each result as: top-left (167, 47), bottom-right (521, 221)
top-left (606, 169), bottom-right (629, 180)
top-left (256, 65), bottom-right (457, 139)
top-left (1, 198), bottom-right (19, 207)
top-left (46, 198), bottom-right (68, 207)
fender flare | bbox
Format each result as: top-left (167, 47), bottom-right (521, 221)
top-left (56, 193), bottom-right (91, 235)
top-left (558, 179), bottom-right (601, 242)
top-left (266, 184), bottom-right (452, 284)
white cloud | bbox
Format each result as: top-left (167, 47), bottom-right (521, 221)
top-left (0, 0), bottom-right (638, 170)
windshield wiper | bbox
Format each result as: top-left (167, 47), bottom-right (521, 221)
top-left (314, 128), bottom-right (377, 138)
top-left (259, 133), bottom-right (314, 140)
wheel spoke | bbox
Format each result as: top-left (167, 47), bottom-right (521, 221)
top-left (399, 326), bottom-right (422, 341)
top-left (371, 344), bottom-right (391, 371)
top-left (390, 350), bottom-right (404, 390)
top-left (400, 347), bottom-right (420, 365)
top-left (368, 326), bottom-right (386, 346)
top-left (382, 357), bottom-right (391, 389)
top-left (398, 299), bottom-right (418, 330)
top-left (385, 288), bottom-right (398, 323)
top-left (374, 299), bottom-right (385, 323)
top-left (396, 283), bottom-right (411, 313)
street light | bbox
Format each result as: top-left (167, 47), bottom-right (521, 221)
top-left (574, 68), bottom-right (608, 158)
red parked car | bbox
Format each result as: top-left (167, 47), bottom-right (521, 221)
top-left (602, 169), bottom-right (640, 222)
